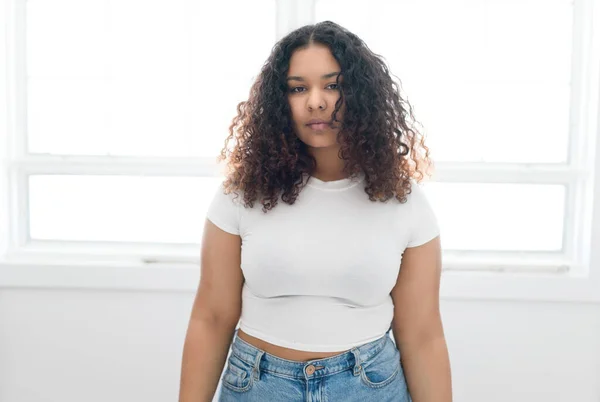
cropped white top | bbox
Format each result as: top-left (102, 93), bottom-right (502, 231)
top-left (206, 172), bottom-right (440, 352)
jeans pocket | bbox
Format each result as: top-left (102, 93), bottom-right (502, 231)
top-left (359, 336), bottom-right (401, 389)
top-left (221, 352), bottom-right (254, 393)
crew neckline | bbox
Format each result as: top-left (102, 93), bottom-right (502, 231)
top-left (305, 171), bottom-right (365, 191)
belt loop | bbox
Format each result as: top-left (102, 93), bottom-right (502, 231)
top-left (252, 350), bottom-right (264, 381)
top-left (350, 347), bottom-right (362, 376)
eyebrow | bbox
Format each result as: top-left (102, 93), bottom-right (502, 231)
top-left (286, 71), bottom-right (341, 82)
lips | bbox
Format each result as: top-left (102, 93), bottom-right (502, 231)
top-left (307, 118), bottom-right (333, 124)
top-left (306, 119), bottom-right (333, 131)
top-left (307, 123), bottom-right (330, 130)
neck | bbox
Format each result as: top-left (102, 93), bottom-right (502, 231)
top-left (309, 145), bottom-right (348, 182)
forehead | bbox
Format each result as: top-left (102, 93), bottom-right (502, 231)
top-left (287, 44), bottom-right (340, 77)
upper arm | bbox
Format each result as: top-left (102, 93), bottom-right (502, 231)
top-left (190, 184), bottom-right (244, 327)
top-left (191, 218), bottom-right (243, 328)
top-left (391, 235), bottom-right (443, 346)
top-left (391, 182), bottom-right (443, 345)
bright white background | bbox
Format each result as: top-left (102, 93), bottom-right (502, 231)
top-left (1, 0), bottom-right (600, 401)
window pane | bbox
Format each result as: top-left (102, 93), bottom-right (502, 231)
top-left (316, 0), bottom-right (573, 163)
top-left (28, 175), bottom-right (224, 243)
top-left (26, 0), bottom-right (276, 157)
top-left (423, 182), bottom-right (565, 251)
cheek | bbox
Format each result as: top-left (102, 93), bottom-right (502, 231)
top-left (286, 102), bottom-right (300, 134)
top-left (286, 97), bottom-right (296, 111)
top-left (288, 100), bottom-right (304, 124)
top-left (331, 96), bottom-right (345, 112)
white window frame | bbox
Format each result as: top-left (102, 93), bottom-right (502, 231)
top-left (1, 0), bottom-right (599, 303)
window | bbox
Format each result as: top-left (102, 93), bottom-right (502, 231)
top-left (316, 0), bottom-right (598, 278)
top-left (2, 0), bottom-right (276, 264)
top-left (1, 0), bottom-right (599, 301)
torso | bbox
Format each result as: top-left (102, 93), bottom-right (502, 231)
top-left (226, 175), bottom-right (413, 359)
top-left (237, 329), bottom-right (350, 362)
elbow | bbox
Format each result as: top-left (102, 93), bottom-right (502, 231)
top-left (392, 317), bottom-right (446, 350)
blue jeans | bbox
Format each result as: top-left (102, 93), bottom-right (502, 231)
top-left (217, 328), bottom-right (411, 401)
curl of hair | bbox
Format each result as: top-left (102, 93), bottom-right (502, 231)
top-left (218, 20), bottom-right (434, 212)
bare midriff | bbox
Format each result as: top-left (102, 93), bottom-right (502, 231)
top-left (237, 329), bottom-right (350, 362)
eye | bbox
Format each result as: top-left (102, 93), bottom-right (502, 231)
top-left (289, 87), bottom-right (305, 93)
top-left (327, 83), bottom-right (340, 90)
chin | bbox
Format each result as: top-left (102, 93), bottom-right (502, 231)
top-left (299, 137), bottom-right (339, 149)
top-left (296, 129), bottom-right (340, 149)
top-left (302, 141), bottom-right (337, 149)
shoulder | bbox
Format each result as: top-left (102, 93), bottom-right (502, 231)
top-left (406, 179), bottom-right (430, 202)
top-left (206, 181), bottom-right (245, 235)
top-left (404, 179), bottom-right (440, 248)
top-left (209, 180), bottom-right (250, 208)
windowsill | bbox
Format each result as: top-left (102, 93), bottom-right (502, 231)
top-left (0, 259), bottom-right (200, 292)
top-left (1, 259), bottom-right (599, 303)
top-left (440, 270), bottom-right (600, 303)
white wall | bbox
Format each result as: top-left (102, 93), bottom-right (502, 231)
top-left (0, 288), bottom-right (599, 402)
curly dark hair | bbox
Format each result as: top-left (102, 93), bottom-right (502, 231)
top-left (218, 20), bottom-right (434, 212)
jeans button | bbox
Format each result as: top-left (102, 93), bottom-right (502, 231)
top-left (305, 365), bottom-right (316, 375)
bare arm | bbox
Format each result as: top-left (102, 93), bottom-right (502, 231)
top-left (391, 236), bottom-right (452, 402)
top-left (179, 219), bottom-right (244, 402)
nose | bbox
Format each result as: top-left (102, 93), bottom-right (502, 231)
top-left (307, 89), bottom-right (326, 111)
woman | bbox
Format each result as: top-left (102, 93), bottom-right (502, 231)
top-left (179, 21), bottom-right (452, 402)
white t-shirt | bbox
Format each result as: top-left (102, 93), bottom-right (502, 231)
top-left (206, 171), bottom-right (440, 352)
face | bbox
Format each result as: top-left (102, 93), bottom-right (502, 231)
top-left (286, 43), bottom-right (344, 150)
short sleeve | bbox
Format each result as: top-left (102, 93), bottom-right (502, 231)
top-left (406, 181), bottom-right (440, 248)
top-left (206, 183), bottom-right (242, 235)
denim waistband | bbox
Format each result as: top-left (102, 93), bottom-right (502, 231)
top-left (229, 328), bottom-right (393, 381)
